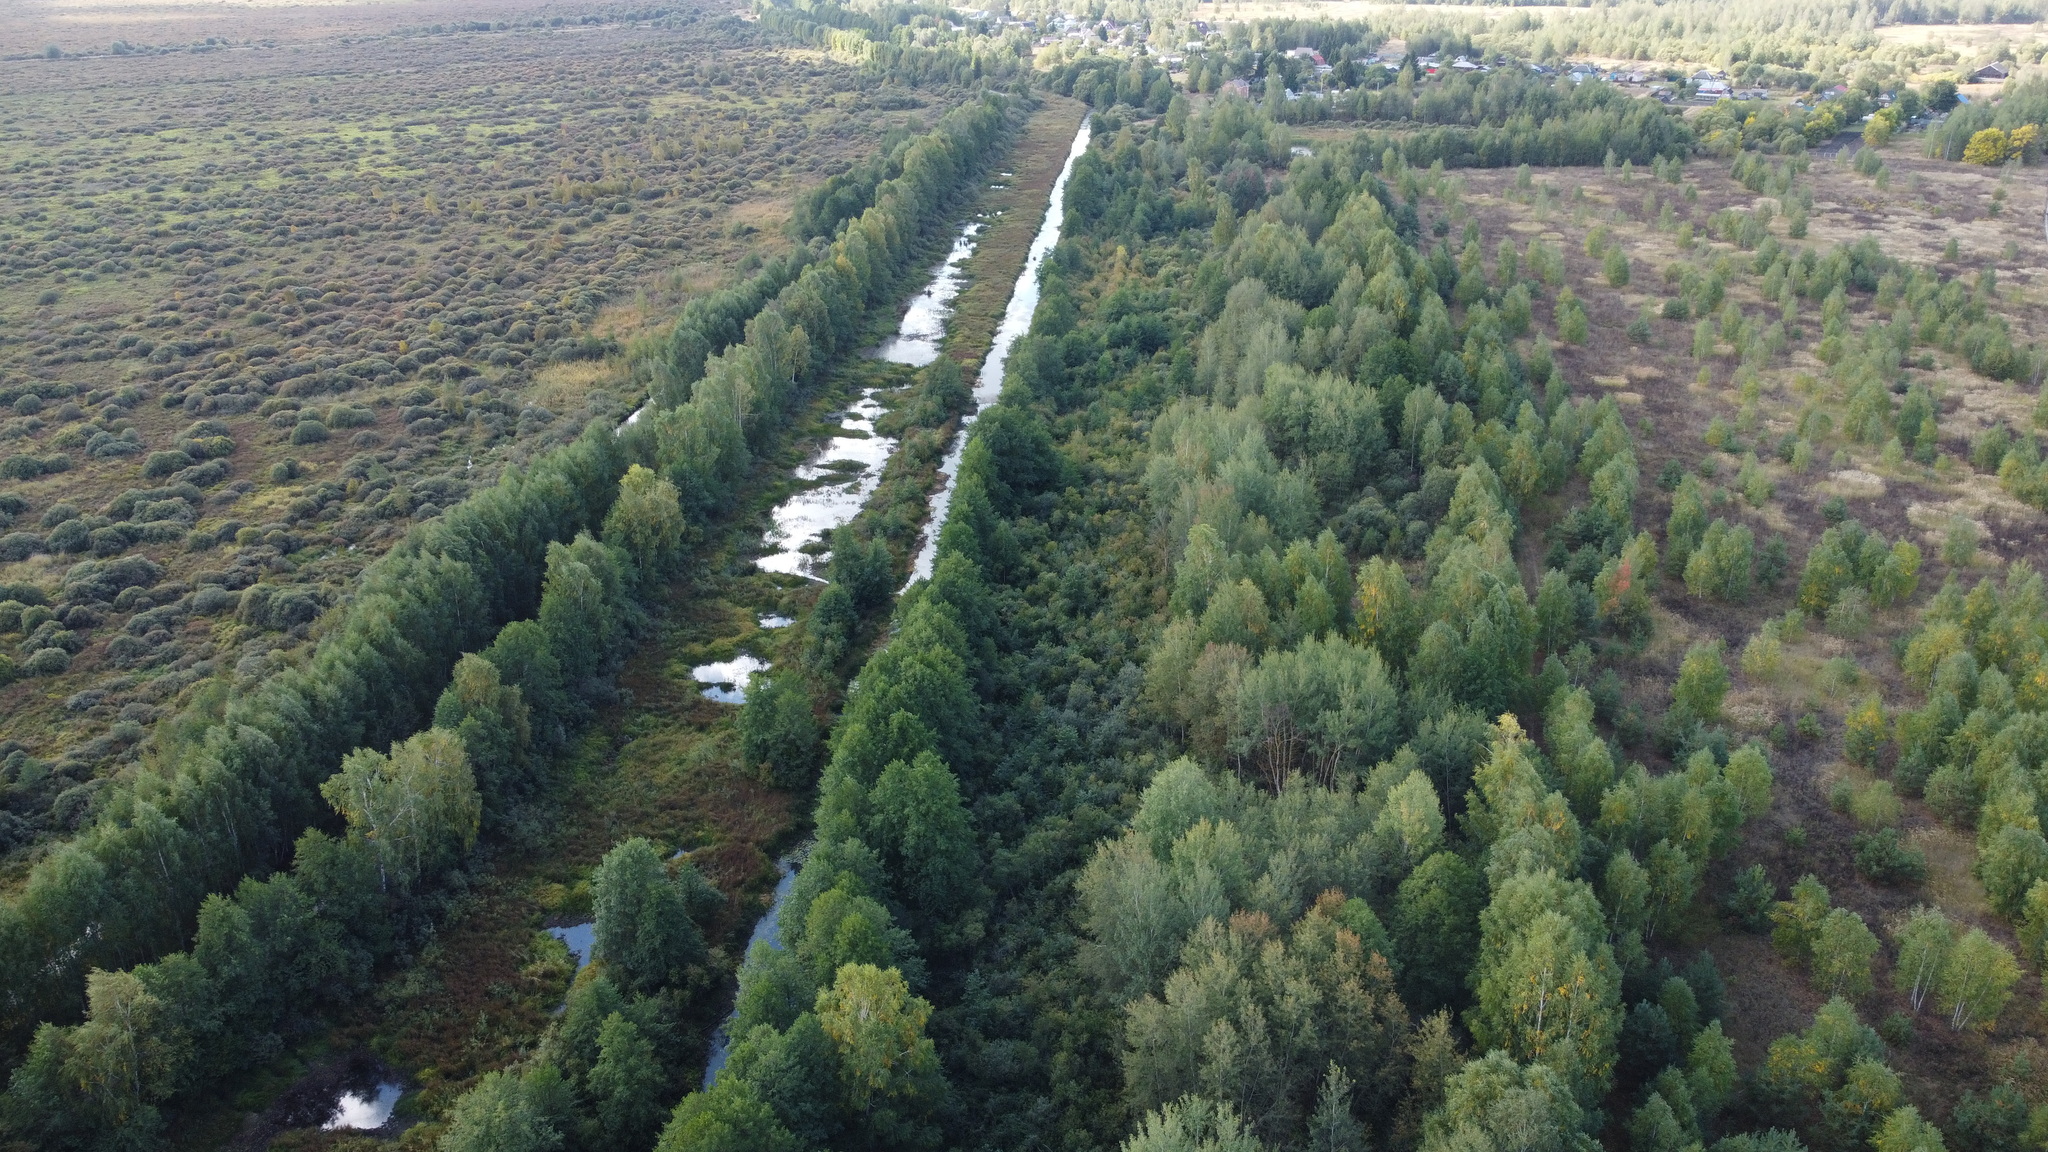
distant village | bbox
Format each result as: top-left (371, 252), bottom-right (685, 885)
top-left (962, 8), bottom-right (2018, 124)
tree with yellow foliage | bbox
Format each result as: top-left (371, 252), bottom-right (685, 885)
top-left (1963, 127), bottom-right (2012, 165)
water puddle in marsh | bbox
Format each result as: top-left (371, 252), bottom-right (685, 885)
top-left (903, 120), bottom-right (1091, 588)
top-left (323, 1081), bottom-right (403, 1130)
top-left (547, 921), bottom-right (594, 970)
top-left (690, 653), bottom-right (770, 704)
top-left (874, 222), bottom-right (982, 367)
top-left (260, 1052), bottom-right (406, 1142)
top-left (753, 386), bottom-right (895, 581)
top-left (753, 217), bottom-right (987, 581)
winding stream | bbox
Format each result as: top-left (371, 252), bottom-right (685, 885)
top-left (697, 118), bottom-right (1094, 1086)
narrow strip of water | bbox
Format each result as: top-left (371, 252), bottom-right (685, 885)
top-left (902, 120), bottom-right (1092, 589)
top-left (697, 118), bottom-right (1092, 1085)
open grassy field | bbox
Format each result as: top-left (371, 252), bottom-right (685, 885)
top-left (0, 0), bottom-right (970, 885)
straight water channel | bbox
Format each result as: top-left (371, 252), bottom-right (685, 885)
top-left (694, 119), bottom-right (1094, 1083)
top-left (284, 118), bottom-right (1090, 1145)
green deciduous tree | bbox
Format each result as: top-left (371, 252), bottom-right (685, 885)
top-left (319, 729), bottom-right (480, 893)
top-left (1556, 288), bottom-right (1589, 345)
top-left (1304, 1064), bottom-right (1365, 1152)
top-left (1872, 1105), bottom-right (1949, 1152)
top-left (1400, 848), bottom-right (1482, 1008)
top-left (1811, 908), bottom-right (1879, 998)
top-left (1603, 246), bottom-right (1631, 288)
top-left (592, 837), bottom-right (708, 994)
top-left (1546, 687), bottom-right (1615, 823)
top-left (1683, 519), bottom-right (1753, 601)
top-left (1353, 556), bottom-right (1418, 662)
top-left (1418, 1051), bottom-right (1593, 1152)
top-left (1935, 928), bottom-right (2019, 1032)
top-left (433, 654), bottom-right (534, 828)
top-left (1671, 641), bottom-right (1729, 723)
top-left (1724, 744), bottom-right (1775, 821)
top-left (1687, 1020), bottom-right (1736, 1121)
top-left (655, 1075), bottom-right (802, 1152)
top-left (1843, 695), bottom-right (1888, 768)
top-left (1821, 1056), bottom-right (1903, 1150)
top-left (1771, 874), bottom-right (1832, 966)
top-left (866, 752), bottom-right (981, 931)
top-left (438, 1068), bottom-right (563, 1152)
top-left (1890, 905), bottom-right (1954, 1013)
top-left (1470, 870), bottom-right (1618, 1102)
top-left (1122, 1096), bottom-right (1269, 1152)
top-left (1230, 637), bottom-right (1402, 789)
top-left (815, 964), bottom-right (944, 1148)
top-left (539, 532), bottom-right (631, 686)
top-left (603, 464), bottom-right (689, 583)
top-left (1123, 896), bottom-right (1409, 1142)
top-left (1979, 824), bottom-right (2048, 919)
top-left (738, 673), bottom-right (821, 789)
top-left (590, 1012), bottom-right (668, 1147)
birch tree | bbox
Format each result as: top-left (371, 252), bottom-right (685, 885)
top-left (1935, 928), bottom-right (2019, 1032)
top-left (318, 729), bottom-right (480, 893)
top-left (1889, 906), bottom-right (1954, 1013)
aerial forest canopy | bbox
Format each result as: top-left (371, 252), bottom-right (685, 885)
top-left (3, 0), bottom-right (2048, 1149)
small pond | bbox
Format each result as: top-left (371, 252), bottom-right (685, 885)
top-left (689, 652), bottom-right (770, 704)
top-left (547, 921), bottom-right (595, 971)
top-left (323, 1081), bottom-right (404, 1131)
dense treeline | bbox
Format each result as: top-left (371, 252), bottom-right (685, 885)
top-left (756, 0), bottom-right (1030, 91)
top-left (1052, 49), bottom-right (1691, 169)
top-left (0, 478), bottom-right (671, 1148)
top-left (620, 89), bottom-right (1829, 1152)
top-left (1898, 567), bottom-right (2048, 918)
top-left (1352, 101), bottom-right (1691, 168)
top-left (0, 423), bottom-right (628, 1060)
top-left (1926, 76), bottom-right (2048, 163)
top-left (0, 85), bottom-right (1024, 1138)
top-left (1261, 68), bottom-right (1696, 164)
top-left (1043, 53), bottom-right (1176, 113)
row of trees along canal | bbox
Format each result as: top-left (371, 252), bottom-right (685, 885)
top-left (0, 86), bottom-right (1021, 1148)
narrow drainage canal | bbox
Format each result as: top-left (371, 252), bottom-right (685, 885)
top-left (700, 853), bottom-right (802, 1089)
top-left (904, 118), bottom-right (1091, 588)
top-left (696, 117), bottom-right (1094, 1085)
